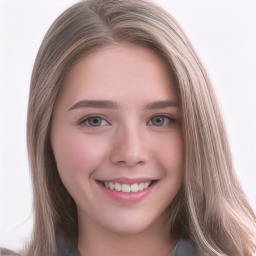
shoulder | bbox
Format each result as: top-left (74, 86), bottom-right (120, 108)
top-left (0, 248), bottom-right (19, 256)
top-left (171, 239), bottom-right (201, 256)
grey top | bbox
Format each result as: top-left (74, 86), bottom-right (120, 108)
top-left (169, 239), bottom-right (199, 256)
top-left (0, 239), bottom-right (200, 256)
top-left (55, 236), bottom-right (200, 256)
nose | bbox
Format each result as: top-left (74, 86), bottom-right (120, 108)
top-left (109, 125), bottom-right (149, 167)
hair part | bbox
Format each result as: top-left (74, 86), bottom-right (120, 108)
top-left (26, 0), bottom-right (256, 255)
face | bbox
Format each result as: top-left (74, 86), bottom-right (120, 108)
top-left (51, 43), bottom-right (183, 236)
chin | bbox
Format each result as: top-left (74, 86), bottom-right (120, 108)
top-left (103, 215), bottom-right (158, 236)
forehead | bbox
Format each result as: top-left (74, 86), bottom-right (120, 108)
top-left (60, 43), bottom-right (178, 106)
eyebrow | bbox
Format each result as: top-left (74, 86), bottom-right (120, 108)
top-left (68, 100), bottom-right (119, 111)
top-left (68, 99), bottom-right (179, 111)
top-left (145, 100), bottom-right (179, 109)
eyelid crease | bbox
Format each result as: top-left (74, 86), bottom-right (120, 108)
top-left (148, 113), bottom-right (176, 121)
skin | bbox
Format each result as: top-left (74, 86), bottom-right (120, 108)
top-left (51, 43), bottom-right (184, 256)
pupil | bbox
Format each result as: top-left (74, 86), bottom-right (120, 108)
top-left (153, 116), bottom-right (164, 126)
top-left (89, 117), bottom-right (101, 126)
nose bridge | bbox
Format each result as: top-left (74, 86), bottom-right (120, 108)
top-left (110, 122), bottom-right (148, 166)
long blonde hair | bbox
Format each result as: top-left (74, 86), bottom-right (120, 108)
top-left (26, 0), bottom-right (256, 255)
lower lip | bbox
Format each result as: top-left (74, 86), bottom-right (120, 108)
top-left (97, 182), bottom-right (156, 204)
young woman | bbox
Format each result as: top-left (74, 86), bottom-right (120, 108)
top-left (3, 0), bottom-right (256, 255)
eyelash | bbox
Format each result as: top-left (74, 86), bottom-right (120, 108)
top-left (78, 115), bottom-right (110, 127)
top-left (147, 115), bottom-right (176, 127)
top-left (78, 114), bottom-right (176, 128)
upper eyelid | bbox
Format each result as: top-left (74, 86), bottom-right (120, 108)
top-left (78, 115), bottom-right (110, 125)
top-left (77, 113), bottom-right (176, 125)
top-left (147, 114), bottom-right (176, 127)
top-left (148, 114), bottom-right (176, 121)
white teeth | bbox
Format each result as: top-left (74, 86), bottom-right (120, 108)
top-left (114, 183), bottom-right (122, 191)
top-left (130, 184), bottom-right (139, 192)
top-left (101, 181), bottom-right (152, 193)
top-left (138, 183), bottom-right (144, 191)
top-left (122, 184), bottom-right (130, 193)
top-left (109, 182), bottom-right (115, 190)
top-left (144, 181), bottom-right (150, 189)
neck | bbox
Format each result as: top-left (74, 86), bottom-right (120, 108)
top-left (78, 211), bottom-right (177, 256)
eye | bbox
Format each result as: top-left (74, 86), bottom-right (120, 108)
top-left (148, 115), bottom-right (175, 127)
top-left (81, 116), bottom-right (109, 127)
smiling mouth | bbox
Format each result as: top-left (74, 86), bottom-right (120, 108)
top-left (97, 180), bottom-right (155, 193)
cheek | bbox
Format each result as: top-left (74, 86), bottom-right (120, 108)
top-left (64, 141), bottom-right (95, 172)
top-left (52, 132), bottom-right (105, 177)
top-left (153, 131), bottom-right (184, 175)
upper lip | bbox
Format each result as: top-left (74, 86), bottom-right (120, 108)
top-left (96, 177), bottom-right (157, 185)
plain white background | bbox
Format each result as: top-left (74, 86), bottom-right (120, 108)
top-left (0, 0), bottom-right (255, 251)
